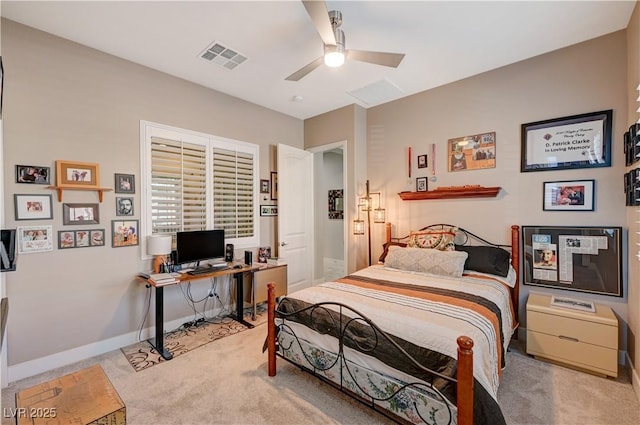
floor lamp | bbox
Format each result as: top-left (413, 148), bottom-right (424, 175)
top-left (353, 180), bottom-right (385, 266)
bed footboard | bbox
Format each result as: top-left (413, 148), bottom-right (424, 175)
top-left (266, 283), bottom-right (474, 425)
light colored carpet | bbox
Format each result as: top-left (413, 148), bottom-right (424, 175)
top-left (121, 310), bottom-right (266, 372)
top-left (2, 330), bottom-right (639, 425)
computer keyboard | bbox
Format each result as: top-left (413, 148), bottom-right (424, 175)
top-left (187, 266), bottom-right (228, 275)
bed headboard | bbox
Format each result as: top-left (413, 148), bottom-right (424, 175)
top-left (384, 223), bottom-right (520, 325)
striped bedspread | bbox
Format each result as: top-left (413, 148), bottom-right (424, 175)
top-left (276, 264), bottom-right (516, 423)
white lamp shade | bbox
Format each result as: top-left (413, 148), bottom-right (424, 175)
top-left (147, 234), bottom-right (172, 256)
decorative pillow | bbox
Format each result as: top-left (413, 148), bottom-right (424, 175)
top-left (385, 245), bottom-right (468, 278)
top-left (407, 226), bottom-right (457, 251)
top-left (378, 241), bottom-right (408, 263)
top-left (455, 245), bottom-right (511, 277)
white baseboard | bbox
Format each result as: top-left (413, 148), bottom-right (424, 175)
top-left (7, 308), bottom-right (224, 384)
top-left (627, 352), bottom-right (640, 404)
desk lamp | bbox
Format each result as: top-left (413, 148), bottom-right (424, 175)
top-left (147, 234), bottom-right (172, 273)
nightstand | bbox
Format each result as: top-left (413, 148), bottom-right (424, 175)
top-left (251, 264), bottom-right (287, 319)
top-left (526, 292), bottom-right (618, 378)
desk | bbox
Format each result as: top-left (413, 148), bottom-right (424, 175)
top-left (139, 263), bottom-right (260, 360)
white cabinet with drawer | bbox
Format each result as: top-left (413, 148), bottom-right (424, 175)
top-left (526, 292), bottom-right (618, 378)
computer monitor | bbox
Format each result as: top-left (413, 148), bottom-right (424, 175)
top-left (175, 229), bottom-right (225, 266)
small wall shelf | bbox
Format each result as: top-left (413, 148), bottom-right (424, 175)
top-left (398, 186), bottom-right (501, 201)
top-left (47, 185), bottom-right (113, 202)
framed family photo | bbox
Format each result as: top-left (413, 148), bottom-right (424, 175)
top-left (521, 110), bottom-right (612, 172)
top-left (58, 229), bottom-right (105, 249)
top-left (63, 203), bottom-right (100, 225)
top-left (16, 165), bottom-right (51, 184)
top-left (115, 173), bottom-right (135, 194)
top-left (111, 219), bottom-right (139, 247)
top-left (16, 225), bottom-right (53, 254)
top-left (14, 194), bottom-right (53, 220)
top-left (56, 160), bottom-right (100, 187)
top-left (543, 180), bottom-right (595, 211)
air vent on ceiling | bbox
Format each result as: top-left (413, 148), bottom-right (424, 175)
top-left (347, 78), bottom-right (404, 106)
top-left (199, 41), bottom-right (247, 70)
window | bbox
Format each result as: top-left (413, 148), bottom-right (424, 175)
top-left (140, 121), bottom-right (259, 256)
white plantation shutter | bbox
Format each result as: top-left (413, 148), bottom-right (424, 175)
top-left (142, 121), bottom-right (259, 252)
top-left (213, 148), bottom-right (254, 238)
top-left (151, 137), bottom-right (207, 235)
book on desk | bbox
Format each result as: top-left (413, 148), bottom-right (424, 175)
top-left (148, 273), bottom-right (178, 286)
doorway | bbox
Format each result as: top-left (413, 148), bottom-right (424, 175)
top-left (310, 141), bottom-right (347, 283)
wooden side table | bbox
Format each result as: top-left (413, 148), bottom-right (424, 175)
top-left (526, 292), bottom-right (618, 378)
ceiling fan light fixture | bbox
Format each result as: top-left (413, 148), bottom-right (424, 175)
top-left (324, 49), bottom-right (345, 67)
top-left (324, 28), bottom-right (345, 68)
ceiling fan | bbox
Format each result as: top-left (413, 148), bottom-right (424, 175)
top-left (285, 0), bottom-right (406, 81)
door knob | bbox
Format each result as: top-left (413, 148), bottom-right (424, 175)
top-left (280, 242), bottom-right (287, 247)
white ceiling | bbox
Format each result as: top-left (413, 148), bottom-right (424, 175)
top-left (2, 1), bottom-right (636, 120)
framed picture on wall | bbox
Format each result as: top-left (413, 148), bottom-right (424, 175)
top-left (111, 220), bottom-right (139, 247)
top-left (16, 225), bottom-right (53, 254)
top-left (16, 165), bottom-right (51, 184)
top-left (543, 180), bottom-right (595, 211)
top-left (14, 194), bottom-right (53, 221)
top-left (63, 203), bottom-right (99, 225)
top-left (115, 173), bottom-right (135, 194)
top-left (56, 160), bottom-right (100, 187)
top-left (521, 110), bottom-right (612, 172)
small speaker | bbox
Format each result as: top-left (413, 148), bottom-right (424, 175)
top-left (244, 250), bottom-right (252, 265)
top-left (225, 243), bottom-right (234, 262)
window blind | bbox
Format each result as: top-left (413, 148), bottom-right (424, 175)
top-left (150, 137), bottom-right (207, 236)
top-left (212, 148), bottom-right (254, 238)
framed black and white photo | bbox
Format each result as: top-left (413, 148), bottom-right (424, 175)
top-left (521, 110), bottom-right (612, 172)
top-left (16, 165), bottom-right (51, 185)
top-left (417, 154), bottom-right (428, 169)
top-left (543, 180), bottom-right (595, 211)
top-left (14, 194), bottom-right (53, 221)
top-left (63, 203), bottom-right (99, 225)
top-left (115, 173), bottom-right (135, 194)
top-left (416, 177), bottom-right (428, 192)
top-left (17, 225), bottom-right (53, 254)
top-left (260, 179), bottom-right (270, 194)
top-left (116, 197), bottom-right (134, 216)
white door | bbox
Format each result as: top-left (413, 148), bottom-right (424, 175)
top-left (277, 144), bottom-right (314, 293)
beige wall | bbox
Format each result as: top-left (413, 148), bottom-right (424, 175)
top-left (626, 1), bottom-right (640, 399)
top-left (367, 31), bottom-right (628, 335)
top-left (1, 19), bottom-right (302, 374)
top-left (304, 104), bottom-right (369, 271)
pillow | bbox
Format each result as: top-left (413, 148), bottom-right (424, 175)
top-left (378, 241), bottom-right (407, 263)
top-left (406, 226), bottom-right (457, 251)
top-left (385, 245), bottom-right (468, 278)
top-left (463, 265), bottom-right (517, 288)
top-left (455, 245), bottom-right (511, 277)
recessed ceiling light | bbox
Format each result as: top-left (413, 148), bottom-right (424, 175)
top-left (292, 95), bottom-right (304, 102)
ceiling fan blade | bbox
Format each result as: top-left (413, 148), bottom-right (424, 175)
top-left (285, 56), bottom-right (324, 81)
top-left (302, 0), bottom-right (336, 46)
top-left (346, 50), bottom-right (406, 68)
